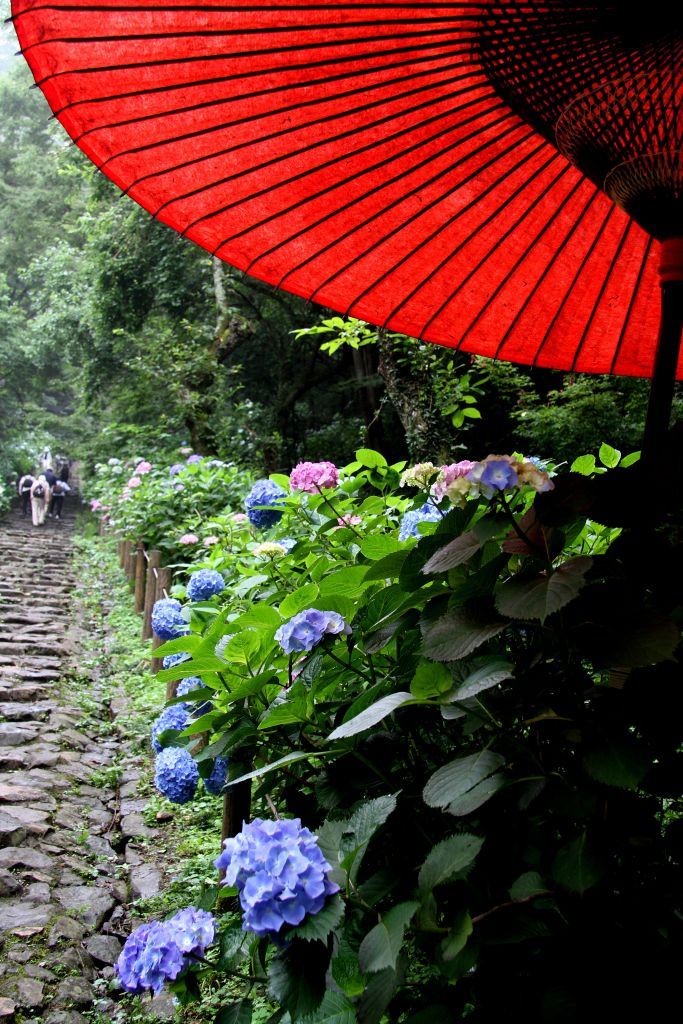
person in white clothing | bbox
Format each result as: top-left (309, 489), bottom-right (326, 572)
top-left (30, 475), bottom-right (51, 527)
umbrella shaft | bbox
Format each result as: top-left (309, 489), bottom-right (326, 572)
top-left (643, 280), bottom-right (683, 462)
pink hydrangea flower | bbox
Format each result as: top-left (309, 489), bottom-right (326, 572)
top-left (127, 476), bottom-right (142, 488)
top-left (179, 446), bottom-right (193, 455)
top-left (203, 535), bottom-right (219, 546)
top-left (179, 533), bottom-right (199, 545)
top-left (90, 499), bottom-right (102, 511)
top-left (335, 514), bottom-right (362, 530)
top-left (290, 461), bottom-right (339, 493)
top-left (135, 461), bottom-right (152, 474)
top-left (432, 461), bottom-right (477, 500)
top-left (232, 512), bottom-right (249, 523)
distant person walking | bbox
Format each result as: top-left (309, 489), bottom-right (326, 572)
top-left (49, 479), bottom-right (70, 520)
top-left (58, 460), bottom-right (70, 484)
top-left (30, 475), bottom-right (51, 527)
top-left (17, 472), bottom-right (35, 517)
top-left (44, 466), bottom-right (57, 488)
top-left (40, 448), bottom-right (53, 473)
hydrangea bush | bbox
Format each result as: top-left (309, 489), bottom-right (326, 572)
top-left (121, 443), bottom-right (678, 1021)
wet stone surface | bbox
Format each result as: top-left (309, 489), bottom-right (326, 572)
top-left (0, 503), bottom-right (165, 1020)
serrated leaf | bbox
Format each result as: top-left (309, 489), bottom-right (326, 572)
top-left (583, 740), bottom-right (648, 790)
top-left (226, 751), bottom-right (333, 788)
top-left (319, 566), bottom-right (370, 599)
top-left (449, 658), bottom-right (513, 700)
top-left (360, 536), bottom-right (401, 560)
top-left (595, 612), bottom-right (680, 668)
top-left (356, 448), bottom-right (387, 469)
top-left (599, 442), bottom-right (621, 468)
top-left (421, 531), bottom-right (482, 575)
top-left (358, 902), bottom-right (419, 974)
top-left (291, 895), bottom-right (344, 943)
top-left (446, 773), bottom-right (505, 816)
top-left (410, 659), bottom-right (454, 699)
top-left (570, 454), bottom-right (596, 476)
top-left (328, 692), bottom-right (415, 740)
top-left (552, 834), bottom-right (605, 893)
top-left (268, 939), bottom-right (330, 1019)
top-left (418, 834), bottom-right (484, 891)
top-left (421, 608), bottom-right (506, 662)
top-left (494, 557), bottom-right (592, 623)
top-left (423, 751), bottom-right (505, 815)
top-left (280, 583), bottom-right (320, 619)
top-left (358, 966), bottom-right (398, 1024)
top-left (299, 991), bottom-right (356, 1024)
top-left (364, 550), bottom-right (410, 582)
top-left (340, 793), bottom-right (398, 883)
top-left (440, 910), bottom-right (472, 961)
top-left (216, 1001), bottom-right (252, 1024)
top-left (508, 871), bottom-right (547, 901)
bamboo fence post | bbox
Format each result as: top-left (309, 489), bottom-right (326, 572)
top-left (134, 543), bottom-right (146, 614)
top-left (152, 567), bottom-right (173, 676)
top-left (219, 782), bottom-right (252, 876)
top-left (142, 550), bottom-right (161, 640)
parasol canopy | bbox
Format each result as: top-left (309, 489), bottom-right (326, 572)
top-left (9, 0), bottom-right (683, 383)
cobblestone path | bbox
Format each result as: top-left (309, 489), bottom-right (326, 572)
top-left (0, 504), bottom-right (161, 1023)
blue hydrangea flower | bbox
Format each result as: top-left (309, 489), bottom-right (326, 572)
top-left (203, 755), bottom-right (228, 796)
top-left (399, 501), bottom-right (442, 541)
top-left (116, 921), bottom-right (185, 994)
top-left (480, 460), bottom-right (519, 491)
top-left (244, 479), bottom-right (287, 529)
top-left (177, 677), bottom-right (213, 717)
top-left (186, 569), bottom-right (225, 602)
top-left (166, 907), bottom-right (215, 956)
top-left (116, 908), bottom-right (215, 995)
top-left (151, 704), bottom-right (191, 752)
top-left (154, 747), bottom-right (199, 804)
top-left (169, 463), bottom-right (184, 476)
top-left (275, 608), bottom-right (350, 654)
top-left (162, 652), bottom-right (190, 670)
top-left (151, 598), bottom-right (188, 641)
top-left (186, 454), bottom-right (202, 464)
top-left (215, 817), bottom-right (339, 938)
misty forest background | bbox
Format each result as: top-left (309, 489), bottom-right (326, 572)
top-left (0, 11), bottom-right (676, 487)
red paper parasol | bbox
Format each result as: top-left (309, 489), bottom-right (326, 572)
top-left (9, 1), bottom-right (683, 444)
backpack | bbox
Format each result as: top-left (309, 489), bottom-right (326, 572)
top-left (33, 484), bottom-right (45, 498)
top-left (20, 478), bottom-right (33, 492)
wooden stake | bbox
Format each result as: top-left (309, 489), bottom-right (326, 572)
top-left (134, 543), bottom-right (146, 614)
top-left (142, 549), bottom-right (161, 640)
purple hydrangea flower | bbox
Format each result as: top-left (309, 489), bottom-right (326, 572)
top-left (162, 652), bottom-right (190, 670)
top-left (169, 463), bottom-right (185, 476)
top-left (186, 569), bottom-right (225, 602)
top-left (186, 454), bottom-right (202, 464)
top-left (151, 598), bottom-right (188, 641)
top-left (215, 817), bottom-right (339, 938)
top-left (398, 501), bottom-right (442, 541)
top-left (275, 608), bottom-right (350, 654)
top-left (151, 704), bottom-right (191, 752)
top-left (154, 747), bottom-right (199, 804)
top-left (203, 755), bottom-right (228, 796)
top-left (244, 479), bottom-right (287, 529)
top-left (166, 907), bottom-right (215, 956)
top-left (479, 460), bottom-right (519, 491)
top-left (116, 908), bottom-right (215, 995)
top-left (116, 921), bottom-right (186, 994)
